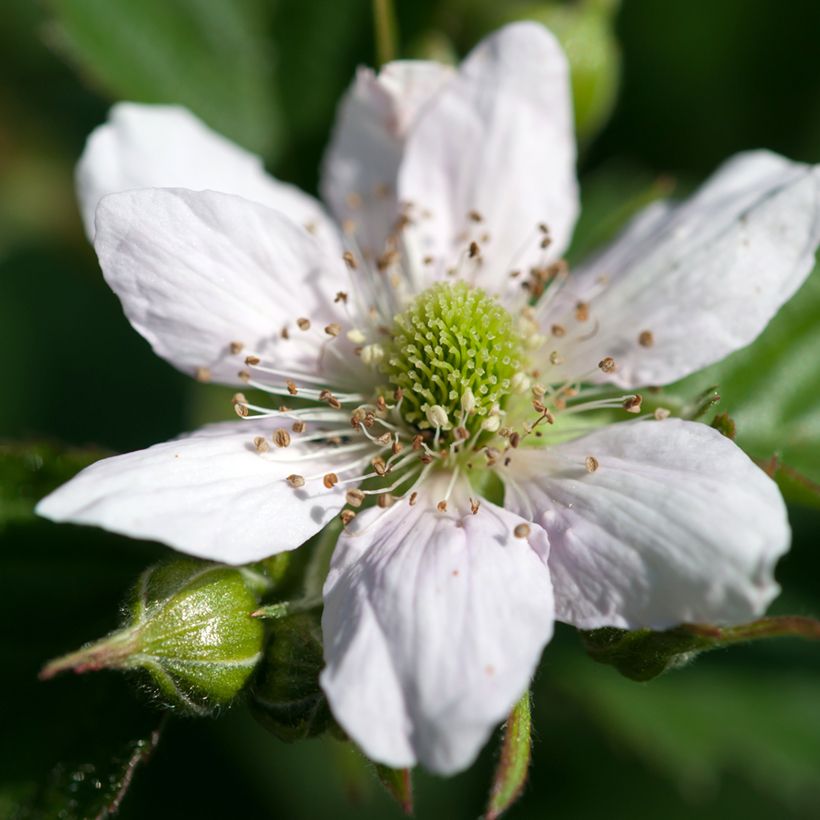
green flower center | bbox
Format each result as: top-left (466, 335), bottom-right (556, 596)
top-left (383, 282), bottom-right (524, 437)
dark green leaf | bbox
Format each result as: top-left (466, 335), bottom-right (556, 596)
top-left (46, 0), bottom-right (279, 155)
top-left (485, 691), bottom-right (532, 820)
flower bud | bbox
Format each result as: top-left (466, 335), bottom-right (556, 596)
top-left (249, 612), bottom-right (338, 742)
top-left (40, 559), bottom-right (265, 715)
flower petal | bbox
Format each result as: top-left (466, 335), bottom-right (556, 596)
top-left (541, 151), bottom-right (820, 387)
top-left (36, 421), bottom-right (359, 564)
top-left (77, 102), bottom-right (340, 253)
top-left (502, 419), bottom-right (789, 629)
top-left (94, 187), bottom-right (359, 387)
top-left (321, 61), bottom-right (453, 258)
top-left (320, 475), bottom-right (553, 774)
top-left (398, 22), bottom-right (578, 297)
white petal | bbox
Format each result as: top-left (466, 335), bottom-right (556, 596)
top-left (77, 102), bottom-right (340, 253)
top-left (502, 419), bottom-right (789, 629)
top-left (36, 421), bottom-right (360, 564)
top-left (94, 187), bottom-right (360, 387)
top-left (320, 475), bottom-right (553, 774)
top-left (398, 22), bottom-right (578, 297)
top-left (542, 151), bottom-right (820, 387)
top-left (321, 61), bottom-right (453, 258)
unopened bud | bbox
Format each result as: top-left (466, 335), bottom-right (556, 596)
top-left (249, 613), bottom-right (338, 741)
top-left (40, 559), bottom-right (264, 715)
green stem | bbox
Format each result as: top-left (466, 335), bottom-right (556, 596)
top-left (685, 616), bottom-right (820, 645)
top-left (372, 0), bottom-right (398, 66)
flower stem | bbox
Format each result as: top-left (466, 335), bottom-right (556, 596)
top-left (372, 0), bottom-right (398, 66)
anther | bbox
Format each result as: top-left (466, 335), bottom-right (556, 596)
top-left (598, 357), bottom-right (616, 373)
top-left (623, 395), bottom-right (643, 413)
top-left (342, 251), bottom-right (357, 270)
top-left (325, 323), bottom-right (341, 337)
top-left (253, 436), bottom-right (270, 453)
top-left (340, 510), bottom-right (356, 526)
top-left (297, 318), bottom-right (311, 331)
top-left (470, 498), bottom-right (480, 514)
top-left (409, 492), bottom-right (418, 506)
top-left (323, 473), bottom-right (339, 489)
top-left (292, 421), bottom-right (306, 433)
top-left (509, 432), bottom-right (521, 448)
top-left (347, 328), bottom-right (366, 344)
top-left (245, 355), bottom-right (261, 366)
top-left (468, 210), bottom-right (483, 223)
top-left (639, 330), bottom-right (655, 347)
top-left (551, 324), bottom-right (566, 337)
top-left (513, 523), bottom-right (530, 539)
top-left (372, 457), bottom-right (387, 476)
top-left (273, 429), bottom-right (292, 448)
top-left (238, 369), bottom-right (251, 383)
top-left (549, 351), bottom-right (563, 365)
top-left (468, 241), bottom-right (480, 258)
top-left (287, 474), bottom-right (305, 488)
top-left (378, 493), bottom-right (394, 508)
top-left (412, 434), bottom-right (424, 451)
top-left (437, 500), bottom-right (448, 512)
top-left (654, 407), bottom-right (671, 420)
top-left (195, 367), bottom-right (211, 383)
top-left (335, 291), bottom-right (348, 303)
top-left (345, 489), bottom-right (365, 507)
top-left (230, 341), bottom-right (244, 354)
top-left (286, 380), bottom-right (298, 395)
top-left (391, 441), bottom-right (403, 455)
top-left (585, 456), bottom-right (599, 473)
top-left (575, 302), bottom-right (590, 322)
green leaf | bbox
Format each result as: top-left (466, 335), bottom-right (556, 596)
top-left (0, 441), bottom-right (107, 530)
top-left (581, 616), bottom-right (820, 682)
top-left (560, 660), bottom-right (820, 802)
top-left (665, 264), bottom-right (820, 486)
top-left (485, 691), bottom-right (532, 820)
top-left (46, 0), bottom-right (278, 155)
top-left (18, 719), bottom-right (165, 820)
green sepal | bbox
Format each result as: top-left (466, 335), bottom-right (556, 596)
top-left (249, 612), bottom-right (337, 742)
top-left (485, 690), bottom-right (532, 820)
top-left (581, 616), bottom-right (820, 682)
top-left (373, 765), bottom-right (414, 816)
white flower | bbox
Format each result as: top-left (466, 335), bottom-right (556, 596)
top-left (38, 22), bottom-right (820, 775)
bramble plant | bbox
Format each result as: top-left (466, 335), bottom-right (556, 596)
top-left (5, 1), bottom-right (820, 817)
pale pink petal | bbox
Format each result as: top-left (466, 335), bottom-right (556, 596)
top-left (94, 187), bottom-right (362, 388)
top-left (502, 419), bottom-right (788, 629)
top-left (36, 422), bottom-right (361, 564)
top-left (77, 102), bottom-right (340, 254)
top-left (540, 151), bottom-right (820, 387)
top-left (321, 61), bottom-right (453, 259)
top-left (321, 474), bottom-right (553, 774)
top-left (398, 22), bottom-right (578, 298)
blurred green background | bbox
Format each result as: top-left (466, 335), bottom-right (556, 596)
top-left (2, 0), bottom-right (819, 818)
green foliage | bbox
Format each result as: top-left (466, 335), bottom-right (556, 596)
top-left (46, 0), bottom-right (279, 155)
top-left (373, 765), bottom-right (414, 815)
top-left (561, 658), bottom-right (820, 803)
